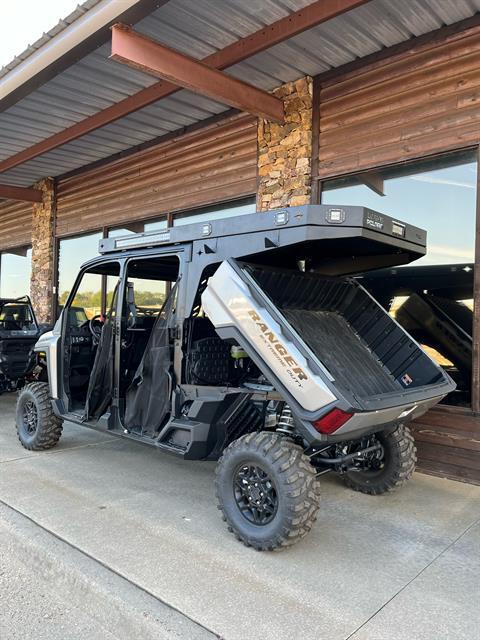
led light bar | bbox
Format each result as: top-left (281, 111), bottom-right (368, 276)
top-left (115, 231), bottom-right (171, 249)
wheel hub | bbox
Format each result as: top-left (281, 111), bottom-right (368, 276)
top-left (23, 400), bottom-right (38, 435)
top-left (233, 464), bottom-right (278, 525)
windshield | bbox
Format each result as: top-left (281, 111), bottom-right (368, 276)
top-left (0, 301), bottom-right (36, 331)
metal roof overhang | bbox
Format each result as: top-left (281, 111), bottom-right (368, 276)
top-left (0, 0), bottom-right (168, 111)
top-left (1, 0), bottom-right (480, 194)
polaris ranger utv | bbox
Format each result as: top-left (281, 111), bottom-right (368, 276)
top-left (15, 205), bottom-right (455, 550)
top-left (0, 296), bottom-right (45, 394)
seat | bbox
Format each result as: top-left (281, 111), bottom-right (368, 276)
top-left (185, 317), bottom-right (242, 386)
top-left (1, 312), bottom-right (21, 331)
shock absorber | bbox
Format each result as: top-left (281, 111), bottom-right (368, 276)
top-left (276, 404), bottom-right (295, 437)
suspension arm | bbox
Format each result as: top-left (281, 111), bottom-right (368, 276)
top-left (312, 443), bottom-right (382, 466)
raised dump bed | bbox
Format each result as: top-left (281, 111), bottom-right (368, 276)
top-left (240, 263), bottom-right (446, 410)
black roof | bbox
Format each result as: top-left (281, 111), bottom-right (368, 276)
top-left (93, 205), bottom-right (426, 276)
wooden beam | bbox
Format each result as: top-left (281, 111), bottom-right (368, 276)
top-left (4, 246), bottom-right (29, 257)
top-left (0, 0), bottom-right (369, 175)
top-left (124, 221), bottom-right (144, 233)
top-left (110, 25), bottom-right (284, 123)
top-left (0, 184), bottom-right (42, 203)
top-left (358, 171), bottom-right (385, 196)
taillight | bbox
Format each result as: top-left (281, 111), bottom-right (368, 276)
top-left (312, 408), bottom-right (353, 434)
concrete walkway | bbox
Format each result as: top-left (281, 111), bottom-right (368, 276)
top-left (1, 394), bottom-right (479, 640)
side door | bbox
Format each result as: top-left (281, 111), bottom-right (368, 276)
top-left (116, 252), bottom-right (181, 436)
top-left (59, 259), bottom-right (122, 415)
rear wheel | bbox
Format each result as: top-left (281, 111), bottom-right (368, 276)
top-left (343, 425), bottom-right (416, 495)
top-left (215, 432), bottom-right (320, 551)
top-left (16, 382), bottom-right (63, 451)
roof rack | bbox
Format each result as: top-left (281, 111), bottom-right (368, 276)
top-left (98, 205), bottom-right (425, 255)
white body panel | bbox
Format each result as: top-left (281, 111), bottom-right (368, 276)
top-left (35, 328), bottom-right (60, 399)
top-left (202, 261), bottom-right (336, 413)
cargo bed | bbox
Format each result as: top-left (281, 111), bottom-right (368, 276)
top-left (245, 264), bottom-right (447, 407)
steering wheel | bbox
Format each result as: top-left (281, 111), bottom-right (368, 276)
top-left (89, 314), bottom-right (104, 341)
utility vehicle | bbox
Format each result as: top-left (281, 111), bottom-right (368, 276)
top-left (0, 296), bottom-right (46, 394)
top-left (15, 205), bottom-right (455, 550)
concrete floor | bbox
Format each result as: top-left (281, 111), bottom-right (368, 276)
top-left (1, 393), bottom-right (479, 640)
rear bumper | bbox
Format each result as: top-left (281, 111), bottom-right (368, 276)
top-left (301, 394), bottom-right (444, 444)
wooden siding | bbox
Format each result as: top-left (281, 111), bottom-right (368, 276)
top-left (317, 24), bottom-right (480, 178)
top-left (412, 409), bottom-right (480, 485)
top-left (56, 113), bottom-right (257, 237)
top-left (0, 199), bottom-right (32, 251)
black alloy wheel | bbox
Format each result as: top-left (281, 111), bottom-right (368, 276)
top-left (233, 463), bottom-right (278, 525)
top-left (22, 400), bottom-right (38, 435)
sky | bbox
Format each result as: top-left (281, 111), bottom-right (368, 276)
top-left (0, 0), bottom-right (80, 69)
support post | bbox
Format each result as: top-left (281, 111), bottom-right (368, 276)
top-left (257, 77), bottom-right (313, 211)
top-left (30, 178), bottom-right (56, 324)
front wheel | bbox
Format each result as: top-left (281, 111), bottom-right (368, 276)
top-left (343, 424), bottom-right (417, 495)
top-left (16, 382), bottom-right (63, 451)
top-left (215, 432), bottom-right (321, 551)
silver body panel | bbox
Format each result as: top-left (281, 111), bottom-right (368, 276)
top-left (202, 261), bottom-right (337, 413)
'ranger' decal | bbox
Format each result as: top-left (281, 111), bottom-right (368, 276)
top-left (247, 310), bottom-right (308, 385)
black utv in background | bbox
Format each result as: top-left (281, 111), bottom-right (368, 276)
top-left (15, 206), bottom-right (455, 550)
top-left (358, 263), bottom-right (473, 407)
top-left (0, 296), bottom-right (49, 394)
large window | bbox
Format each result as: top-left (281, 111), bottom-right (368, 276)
top-left (173, 198), bottom-right (256, 226)
top-left (0, 249), bottom-right (32, 298)
top-left (58, 232), bottom-right (102, 308)
top-left (322, 151), bottom-right (477, 407)
top-left (108, 217), bottom-right (168, 239)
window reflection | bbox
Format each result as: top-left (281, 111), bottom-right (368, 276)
top-left (108, 218), bottom-right (167, 238)
top-left (0, 249), bottom-right (32, 298)
top-left (58, 232), bottom-right (102, 307)
top-left (323, 152), bottom-right (476, 407)
top-left (322, 152), bottom-right (476, 266)
top-left (145, 219), bottom-right (168, 232)
top-left (71, 272), bottom-right (103, 320)
top-left (174, 198), bottom-right (256, 226)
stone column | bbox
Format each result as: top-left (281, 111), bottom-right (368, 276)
top-left (257, 76), bottom-right (313, 211)
top-left (30, 178), bottom-right (56, 324)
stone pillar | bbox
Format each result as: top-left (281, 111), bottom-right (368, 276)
top-left (257, 76), bottom-right (313, 211)
top-left (30, 178), bottom-right (56, 324)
